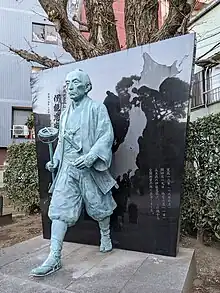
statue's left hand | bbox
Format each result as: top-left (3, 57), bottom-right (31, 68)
top-left (73, 153), bottom-right (98, 169)
top-left (73, 155), bottom-right (86, 169)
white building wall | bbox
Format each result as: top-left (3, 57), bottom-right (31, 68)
top-left (189, 1), bottom-right (220, 120)
top-left (190, 102), bottom-right (220, 121)
top-left (190, 2), bottom-right (220, 68)
top-left (0, 0), bottom-right (77, 147)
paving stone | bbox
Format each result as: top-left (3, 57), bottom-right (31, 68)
top-left (121, 248), bottom-right (196, 293)
top-left (0, 237), bottom-right (196, 293)
top-left (120, 281), bottom-right (182, 293)
top-left (66, 249), bottom-right (148, 293)
top-left (0, 273), bottom-right (73, 293)
top-left (0, 242), bottom-right (83, 277)
top-left (0, 236), bottom-right (48, 268)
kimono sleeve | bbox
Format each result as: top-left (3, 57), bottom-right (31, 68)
top-left (89, 103), bottom-right (114, 171)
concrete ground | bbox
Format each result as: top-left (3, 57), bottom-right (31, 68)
top-left (0, 236), bottom-right (195, 293)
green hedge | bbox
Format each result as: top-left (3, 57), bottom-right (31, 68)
top-left (182, 113), bottom-right (220, 241)
top-left (3, 113), bottom-right (220, 241)
top-left (3, 142), bottom-right (40, 214)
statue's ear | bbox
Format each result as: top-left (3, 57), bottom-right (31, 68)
top-left (85, 83), bottom-right (92, 94)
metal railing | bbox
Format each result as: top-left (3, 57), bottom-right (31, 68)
top-left (204, 86), bottom-right (220, 105)
top-left (191, 86), bottom-right (220, 109)
top-left (191, 93), bottom-right (204, 108)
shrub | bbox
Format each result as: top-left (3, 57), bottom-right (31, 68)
top-left (3, 112), bottom-right (220, 240)
top-left (182, 113), bottom-right (220, 242)
top-left (3, 142), bottom-right (39, 214)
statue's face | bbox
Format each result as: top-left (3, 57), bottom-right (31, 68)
top-left (66, 71), bottom-right (87, 101)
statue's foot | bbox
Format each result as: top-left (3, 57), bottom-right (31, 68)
top-left (100, 236), bottom-right (112, 253)
top-left (29, 254), bottom-right (61, 277)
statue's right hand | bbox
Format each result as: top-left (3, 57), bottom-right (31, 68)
top-left (45, 160), bottom-right (59, 172)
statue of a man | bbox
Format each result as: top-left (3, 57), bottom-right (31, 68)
top-left (30, 69), bottom-right (117, 277)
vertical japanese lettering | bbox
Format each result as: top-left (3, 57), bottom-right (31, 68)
top-left (166, 168), bottom-right (172, 208)
top-left (160, 168), bottom-right (166, 219)
top-left (149, 168), bottom-right (154, 215)
top-left (155, 168), bottom-right (160, 220)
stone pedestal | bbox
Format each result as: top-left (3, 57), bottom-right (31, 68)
top-left (0, 236), bottom-right (196, 293)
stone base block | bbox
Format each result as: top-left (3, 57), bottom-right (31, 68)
top-left (0, 236), bottom-right (196, 293)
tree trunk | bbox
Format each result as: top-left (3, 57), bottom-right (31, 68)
top-left (85, 0), bottom-right (120, 53)
top-left (152, 0), bottom-right (191, 42)
top-left (9, 47), bottom-right (62, 68)
top-left (124, 0), bottom-right (136, 48)
top-left (134, 0), bottom-right (159, 45)
top-left (39, 0), bottom-right (102, 60)
top-left (4, 0), bottom-right (193, 67)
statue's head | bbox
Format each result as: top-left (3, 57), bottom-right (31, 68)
top-left (65, 69), bottom-right (92, 102)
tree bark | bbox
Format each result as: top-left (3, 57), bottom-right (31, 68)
top-left (124, 0), bottom-right (136, 48)
top-left (9, 47), bottom-right (62, 68)
top-left (38, 0), bottom-right (101, 60)
top-left (136, 0), bottom-right (159, 44)
top-left (4, 0), bottom-right (193, 66)
top-left (125, 0), bottom-right (190, 47)
top-left (152, 0), bottom-right (191, 42)
top-left (125, 0), bottom-right (159, 48)
top-left (84, 0), bottom-right (120, 53)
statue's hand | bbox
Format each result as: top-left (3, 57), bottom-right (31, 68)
top-left (73, 153), bottom-right (97, 169)
top-left (84, 153), bottom-right (98, 168)
top-left (45, 159), bottom-right (59, 172)
top-left (73, 155), bottom-right (86, 169)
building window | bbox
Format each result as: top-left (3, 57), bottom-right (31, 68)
top-left (32, 23), bottom-right (58, 44)
top-left (12, 108), bottom-right (32, 125)
top-left (12, 108), bottom-right (33, 139)
top-left (191, 71), bottom-right (205, 108)
top-left (191, 66), bottom-right (220, 109)
top-left (203, 66), bottom-right (220, 105)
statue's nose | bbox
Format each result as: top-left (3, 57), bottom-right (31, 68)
top-left (69, 82), bottom-right (74, 90)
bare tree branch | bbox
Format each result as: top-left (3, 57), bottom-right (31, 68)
top-left (10, 47), bottom-right (62, 68)
top-left (7, 0), bottom-right (194, 67)
top-left (0, 41), bottom-right (61, 67)
top-left (177, 0), bottom-right (197, 35)
top-left (38, 0), bottom-right (102, 60)
top-left (24, 37), bottom-right (38, 52)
